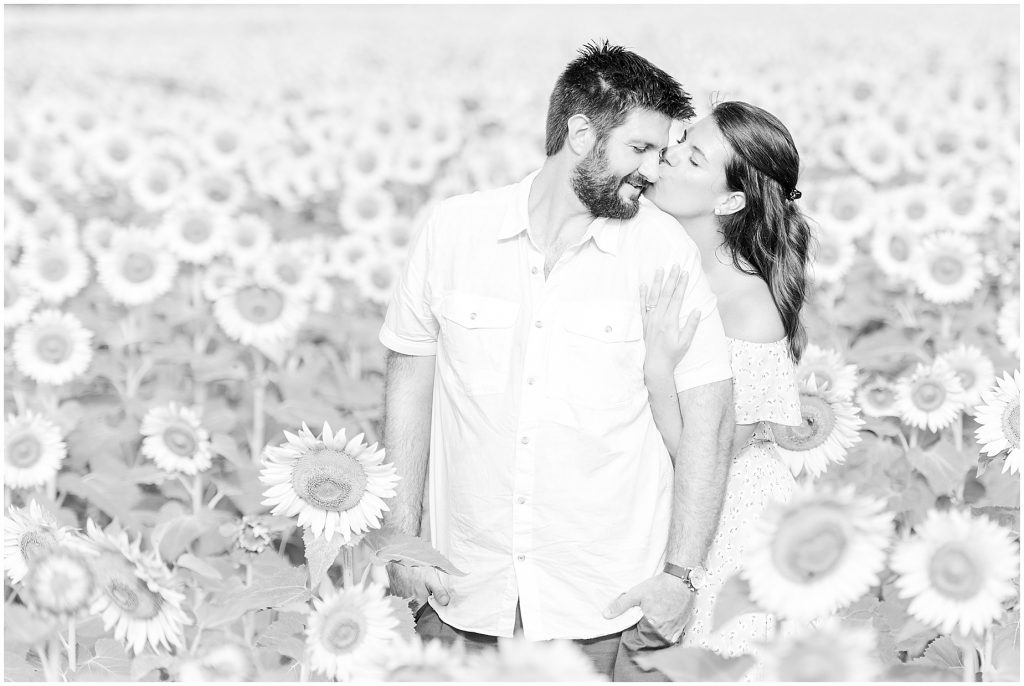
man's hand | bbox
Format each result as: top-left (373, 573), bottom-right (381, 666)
top-left (386, 563), bottom-right (453, 609)
top-left (602, 573), bottom-right (695, 643)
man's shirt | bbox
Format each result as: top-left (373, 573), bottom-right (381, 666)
top-left (379, 171), bottom-right (732, 640)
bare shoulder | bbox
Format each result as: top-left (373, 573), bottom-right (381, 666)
top-left (716, 271), bottom-right (786, 343)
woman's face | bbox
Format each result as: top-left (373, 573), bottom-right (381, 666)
top-left (644, 115), bottom-right (733, 220)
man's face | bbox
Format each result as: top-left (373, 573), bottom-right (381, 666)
top-left (571, 108), bottom-right (671, 220)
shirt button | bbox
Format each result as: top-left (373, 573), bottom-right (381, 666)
top-left (517, 497), bottom-right (527, 504)
top-left (535, 320), bottom-right (543, 328)
top-left (526, 377), bottom-right (536, 385)
top-left (520, 436), bottom-right (529, 444)
top-left (469, 312), bottom-right (477, 320)
top-left (531, 266), bottom-right (539, 275)
top-left (517, 554), bottom-right (526, 561)
top-left (604, 325), bottom-right (613, 333)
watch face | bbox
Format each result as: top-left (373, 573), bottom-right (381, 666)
top-left (688, 566), bottom-right (708, 590)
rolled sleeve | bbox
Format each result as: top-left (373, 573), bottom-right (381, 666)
top-left (378, 205), bottom-right (439, 356)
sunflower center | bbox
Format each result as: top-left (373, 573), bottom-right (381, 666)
top-left (206, 179), bottom-right (229, 203)
top-left (936, 132), bottom-right (958, 155)
top-left (4, 276), bottom-right (19, 307)
top-left (34, 329), bottom-right (72, 364)
top-left (107, 576), bottom-right (162, 619)
top-left (109, 140), bottom-right (130, 163)
top-left (371, 267), bottom-right (392, 290)
top-left (772, 506), bottom-right (850, 583)
top-left (867, 386), bottom-right (895, 408)
top-left (834, 199), bottom-right (858, 222)
top-left (774, 394), bottom-right (836, 452)
top-left (182, 217), bottom-right (212, 244)
top-left (954, 368), bottom-right (976, 392)
top-left (275, 264), bottom-right (299, 285)
top-left (911, 379), bottom-right (947, 412)
top-left (907, 201), bottom-right (926, 220)
top-left (234, 286), bottom-right (285, 324)
top-left (215, 132), bottom-right (238, 154)
top-left (1002, 400), bottom-right (1020, 448)
top-left (40, 255), bottom-right (69, 282)
top-left (19, 530), bottom-right (55, 562)
top-left (32, 553), bottom-right (95, 612)
top-left (357, 197), bottom-right (380, 220)
top-left (818, 243), bottom-right (839, 266)
top-left (238, 229), bottom-right (256, 247)
top-left (122, 252), bottom-right (157, 283)
top-left (7, 431), bottom-right (43, 467)
top-left (291, 449), bottom-right (368, 512)
top-left (928, 543), bottom-right (982, 600)
top-left (323, 610), bottom-right (365, 654)
top-left (162, 424), bottom-right (199, 457)
top-left (356, 151), bottom-right (378, 174)
top-left (929, 254), bottom-right (965, 285)
top-left (888, 236), bottom-right (910, 261)
top-left (952, 193), bottom-right (973, 216)
top-left (869, 144), bottom-right (888, 164)
top-left (147, 173), bottom-right (169, 194)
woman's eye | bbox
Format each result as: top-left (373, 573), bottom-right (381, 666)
top-left (689, 157), bottom-right (698, 167)
top-left (676, 136), bottom-right (685, 144)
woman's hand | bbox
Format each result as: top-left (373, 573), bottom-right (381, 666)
top-left (641, 264), bottom-right (701, 380)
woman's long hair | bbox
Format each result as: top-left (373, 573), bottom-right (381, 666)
top-left (711, 101), bottom-right (812, 363)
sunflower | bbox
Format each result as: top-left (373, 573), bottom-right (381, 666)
top-left (80, 217), bottom-right (119, 259)
top-left (16, 239), bottom-right (90, 304)
top-left (856, 377), bottom-right (899, 418)
top-left (462, 637), bottom-right (607, 682)
top-left (819, 176), bottom-right (876, 239)
top-left (338, 185), bottom-right (398, 238)
top-left (809, 227), bottom-right (856, 286)
top-left (390, 145), bottom-right (441, 187)
top-left (340, 138), bottom-right (392, 189)
top-left (4, 500), bottom-right (73, 583)
top-left (201, 262), bottom-right (242, 303)
top-left (213, 277), bottom-right (309, 349)
top-left (158, 205), bottom-right (229, 265)
top-left (869, 223), bottom-right (919, 281)
top-left (305, 582), bottom-right (400, 681)
top-left (95, 227), bottom-right (180, 307)
top-left (18, 201), bottom-right (79, 252)
top-left (353, 252), bottom-right (401, 306)
top-left (742, 483), bottom-right (892, 623)
top-left (842, 123), bottom-right (905, 185)
top-left (773, 376), bottom-right (865, 478)
top-left (383, 637), bottom-right (468, 681)
top-left (977, 172), bottom-right (1017, 223)
top-left (260, 422), bottom-right (399, 543)
top-left (196, 116), bottom-right (250, 170)
top-left (328, 233), bottom-right (378, 282)
top-left (936, 344), bottom-right (996, 409)
top-left (89, 124), bottom-right (143, 180)
top-left (140, 402), bottom-right (214, 475)
top-left (224, 515), bottom-right (273, 556)
top-left (891, 509), bottom-right (1018, 636)
top-left (12, 308), bottom-right (94, 386)
top-left (85, 520), bottom-right (192, 655)
top-left (186, 168), bottom-right (249, 216)
top-left (253, 241), bottom-right (322, 300)
top-left (128, 155), bottom-right (185, 213)
top-left (913, 232), bottom-right (984, 305)
top-left (942, 183), bottom-right (991, 234)
top-left (888, 184), bottom-right (944, 234)
top-left (178, 640), bottom-right (256, 682)
top-left (894, 360), bottom-right (967, 432)
top-left (996, 296), bottom-right (1019, 355)
top-left (4, 408), bottom-right (68, 490)
top-left (22, 547), bottom-right (98, 618)
top-left (797, 344), bottom-right (859, 401)
top-left (761, 617), bottom-right (881, 682)
top-left (4, 266), bottom-right (41, 329)
top-left (974, 370), bottom-right (1021, 474)
top-left (224, 214), bottom-right (273, 267)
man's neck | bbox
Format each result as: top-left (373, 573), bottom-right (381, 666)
top-left (528, 158), bottom-right (595, 250)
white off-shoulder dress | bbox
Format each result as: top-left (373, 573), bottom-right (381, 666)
top-left (680, 337), bottom-right (802, 671)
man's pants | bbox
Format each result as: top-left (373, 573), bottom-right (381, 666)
top-left (413, 603), bottom-right (670, 681)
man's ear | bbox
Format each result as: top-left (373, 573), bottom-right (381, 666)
top-left (715, 191), bottom-right (746, 216)
top-left (566, 114), bottom-right (594, 156)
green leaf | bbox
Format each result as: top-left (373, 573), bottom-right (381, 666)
top-left (194, 551), bottom-right (310, 628)
top-left (76, 639), bottom-right (132, 681)
top-left (209, 432), bottom-right (242, 465)
top-left (632, 645), bottom-right (756, 682)
top-left (256, 612), bottom-right (307, 662)
top-left (130, 652), bottom-right (174, 681)
top-left (3, 605), bottom-right (59, 646)
top-left (57, 471), bottom-right (144, 530)
top-left (884, 663), bottom-right (960, 681)
top-left (905, 443), bottom-right (978, 496)
top-left (177, 553), bottom-right (223, 579)
top-left (3, 645), bottom-right (42, 682)
top-left (710, 574), bottom-right (759, 633)
top-left (976, 463), bottom-right (1021, 508)
top-left (912, 635), bottom-right (963, 673)
top-left (303, 528), bottom-right (345, 590)
top-left (363, 527), bottom-right (466, 576)
top-left (387, 596), bottom-right (417, 642)
top-left (150, 504), bottom-right (223, 561)
top-left (987, 614), bottom-right (1020, 682)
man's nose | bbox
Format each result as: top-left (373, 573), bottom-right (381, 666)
top-left (638, 154), bottom-right (661, 184)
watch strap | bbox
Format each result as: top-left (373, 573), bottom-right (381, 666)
top-left (663, 562), bottom-right (698, 593)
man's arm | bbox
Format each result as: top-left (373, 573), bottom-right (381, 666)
top-left (382, 350), bottom-right (452, 604)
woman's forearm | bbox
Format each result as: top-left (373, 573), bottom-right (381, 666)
top-left (645, 364), bottom-right (684, 463)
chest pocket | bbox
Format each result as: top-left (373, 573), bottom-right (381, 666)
top-left (551, 300), bottom-right (645, 409)
top-left (440, 292), bottom-right (520, 396)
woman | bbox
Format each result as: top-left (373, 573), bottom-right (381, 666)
top-left (637, 101), bottom-right (813, 675)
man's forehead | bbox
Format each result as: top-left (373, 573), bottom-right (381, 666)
top-left (612, 108), bottom-right (671, 143)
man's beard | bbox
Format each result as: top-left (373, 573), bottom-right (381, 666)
top-left (570, 139), bottom-right (648, 220)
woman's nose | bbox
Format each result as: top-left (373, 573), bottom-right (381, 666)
top-left (660, 145), bottom-right (682, 166)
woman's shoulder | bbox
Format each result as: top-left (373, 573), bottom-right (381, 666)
top-left (716, 271), bottom-right (786, 344)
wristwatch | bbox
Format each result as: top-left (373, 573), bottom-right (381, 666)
top-left (663, 562), bottom-right (708, 593)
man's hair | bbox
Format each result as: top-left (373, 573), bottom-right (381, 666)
top-left (544, 40), bottom-right (694, 157)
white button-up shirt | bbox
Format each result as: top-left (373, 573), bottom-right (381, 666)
top-left (379, 171), bottom-right (732, 640)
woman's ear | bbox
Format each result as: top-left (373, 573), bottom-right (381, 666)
top-left (566, 114), bottom-right (594, 156)
top-left (715, 191), bottom-right (746, 216)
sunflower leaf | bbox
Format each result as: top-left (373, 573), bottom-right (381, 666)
top-left (632, 645), bottom-right (755, 681)
top-left (302, 527), bottom-right (345, 589)
top-left (3, 604), bottom-right (59, 647)
top-left (177, 553), bottom-right (223, 579)
top-left (130, 651), bottom-right (174, 681)
top-left (76, 639), bottom-right (132, 681)
top-left (363, 527), bottom-right (467, 576)
top-left (386, 596), bottom-right (417, 641)
top-left (256, 612), bottom-right (307, 662)
top-left (710, 574), bottom-right (759, 633)
top-left (905, 443), bottom-right (977, 497)
top-left (195, 552), bottom-right (310, 628)
top-left (56, 471), bottom-right (144, 530)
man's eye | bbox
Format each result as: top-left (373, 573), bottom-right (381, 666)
top-left (632, 147), bottom-right (647, 154)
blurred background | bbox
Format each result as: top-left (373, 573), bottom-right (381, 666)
top-left (4, 3), bottom-right (1020, 682)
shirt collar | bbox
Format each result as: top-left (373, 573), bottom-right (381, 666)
top-left (497, 170), bottom-right (620, 255)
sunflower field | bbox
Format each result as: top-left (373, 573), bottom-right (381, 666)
top-left (3, 5), bottom-right (1020, 682)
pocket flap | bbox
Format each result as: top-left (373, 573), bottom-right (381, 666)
top-left (562, 300), bottom-right (642, 342)
top-left (442, 292), bottom-right (520, 329)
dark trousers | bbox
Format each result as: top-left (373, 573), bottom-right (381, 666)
top-left (414, 603), bottom-right (625, 679)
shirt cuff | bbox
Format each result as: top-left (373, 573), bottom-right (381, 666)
top-left (673, 363), bottom-right (733, 393)
top-left (379, 327), bottom-right (438, 356)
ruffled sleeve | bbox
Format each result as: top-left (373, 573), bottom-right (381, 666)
top-left (727, 338), bottom-right (802, 427)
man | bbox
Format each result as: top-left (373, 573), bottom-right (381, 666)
top-left (379, 40), bottom-right (734, 680)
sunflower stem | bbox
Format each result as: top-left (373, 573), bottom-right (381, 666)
top-left (66, 619), bottom-right (76, 673)
top-left (953, 411), bottom-right (964, 453)
top-left (243, 562), bottom-right (255, 644)
top-left (299, 662), bottom-right (310, 682)
top-left (249, 350), bottom-right (267, 464)
top-left (963, 643), bottom-right (978, 681)
top-left (341, 545), bottom-right (356, 588)
top-left (940, 310), bottom-right (953, 342)
top-left (46, 476), bottom-right (57, 503)
top-left (191, 474), bottom-right (204, 516)
top-left (981, 629), bottom-right (994, 679)
top-left (910, 427), bottom-right (919, 449)
top-left (37, 642), bottom-right (56, 682)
